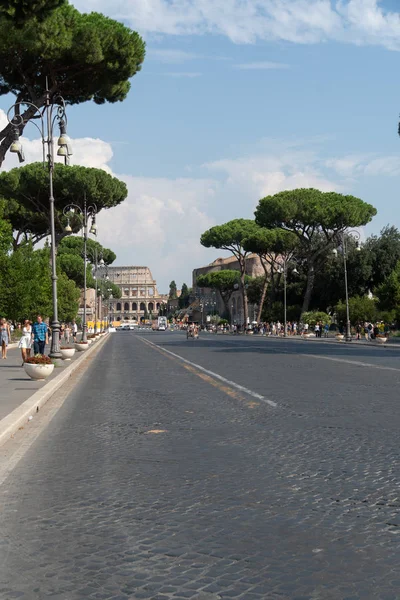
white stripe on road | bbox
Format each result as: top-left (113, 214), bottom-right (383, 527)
top-left (301, 354), bottom-right (400, 372)
top-left (138, 337), bottom-right (278, 408)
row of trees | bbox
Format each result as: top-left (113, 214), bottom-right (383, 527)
top-left (198, 188), bottom-right (393, 325)
top-left (0, 0), bottom-right (145, 164)
top-left (0, 162), bottom-right (125, 323)
top-left (0, 0), bottom-right (146, 323)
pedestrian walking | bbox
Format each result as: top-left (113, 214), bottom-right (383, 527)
top-left (314, 322), bottom-right (320, 338)
top-left (18, 319), bottom-right (32, 364)
top-left (65, 323), bottom-right (71, 344)
top-left (355, 323), bottom-right (361, 340)
top-left (1, 318), bottom-right (11, 359)
top-left (32, 315), bottom-right (48, 355)
top-left (324, 323), bottom-right (329, 338)
top-left (72, 319), bottom-right (78, 342)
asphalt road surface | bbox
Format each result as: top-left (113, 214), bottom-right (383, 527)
top-left (1, 331), bottom-right (400, 600)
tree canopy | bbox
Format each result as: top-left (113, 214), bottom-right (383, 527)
top-left (201, 219), bottom-right (261, 326)
top-left (0, 163), bottom-right (128, 246)
top-left (169, 280), bottom-right (177, 299)
top-left (0, 1), bottom-right (146, 163)
top-left (0, 0), bottom-right (65, 25)
top-left (196, 270), bottom-right (244, 316)
top-left (57, 236), bottom-right (120, 298)
top-left (255, 189), bottom-right (377, 315)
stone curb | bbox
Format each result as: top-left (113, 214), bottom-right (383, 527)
top-left (0, 334), bottom-right (110, 448)
top-left (259, 335), bottom-right (400, 348)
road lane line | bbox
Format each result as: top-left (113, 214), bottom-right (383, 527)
top-left (301, 354), bottom-right (400, 372)
top-left (138, 336), bottom-right (277, 408)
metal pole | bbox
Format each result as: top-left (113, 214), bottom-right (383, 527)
top-left (82, 198), bottom-right (88, 343)
top-left (94, 248), bottom-right (98, 335)
top-left (47, 91), bottom-right (61, 359)
top-left (343, 232), bottom-right (352, 342)
top-left (283, 263), bottom-right (287, 338)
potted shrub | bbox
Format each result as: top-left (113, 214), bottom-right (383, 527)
top-left (60, 346), bottom-right (75, 360)
top-left (24, 354), bottom-right (54, 380)
top-left (75, 340), bottom-right (89, 351)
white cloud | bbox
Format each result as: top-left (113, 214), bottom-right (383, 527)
top-left (0, 109), bottom-right (113, 173)
top-left (3, 105), bottom-right (399, 290)
top-left (326, 154), bottom-right (400, 177)
top-left (234, 61), bottom-right (290, 69)
top-left (72, 0), bottom-right (400, 51)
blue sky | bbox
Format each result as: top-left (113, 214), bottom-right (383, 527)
top-left (4, 0), bottom-right (400, 292)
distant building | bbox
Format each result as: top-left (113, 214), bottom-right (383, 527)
top-left (107, 266), bottom-right (168, 322)
top-left (192, 254), bottom-right (266, 325)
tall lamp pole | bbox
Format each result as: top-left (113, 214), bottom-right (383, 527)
top-left (278, 259), bottom-right (298, 338)
top-left (63, 197), bottom-right (97, 342)
top-left (333, 230), bottom-right (361, 342)
top-left (7, 82), bottom-right (73, 358)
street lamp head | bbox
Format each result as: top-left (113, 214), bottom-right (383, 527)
top-left (332, 248), bottom-right (338, 256)
top-left (9, 127), bottom-right (25, 163)
top-left (64, 220), bottom-right (72, 233)
top-left (355, 242), bottom-right (361, 252)
top-left (100, 258), bottom-right (105, 266)
top-left (57, 120), bottom-right (73, 155)
top-left (292, 267), bottom-right (299, 274)
top-left (89, 216), bottom-right (97, 235)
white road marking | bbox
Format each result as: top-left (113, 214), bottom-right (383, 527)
top-left (301, 354), bottom-right (400, 372)
top-left (138, 337), bottom-right (278, 408)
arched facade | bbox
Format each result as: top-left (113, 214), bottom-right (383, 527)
top-left (107, 266), bottom-right (168, 323)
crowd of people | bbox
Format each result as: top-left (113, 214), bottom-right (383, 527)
top-left (0, 316), bottom-right (79, 363)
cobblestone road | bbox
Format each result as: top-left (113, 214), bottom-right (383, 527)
top-left (1, 332), bottom-right (400, 600)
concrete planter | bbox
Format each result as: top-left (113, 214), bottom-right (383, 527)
top-left (75, 342), bottom-right (89, 352)
top-left (24, 362), bottom-right (54, 381)
top-left (60, 348), bottom-right (75, 360)
top-left (336, 334), bottom-right (344, 341)
top-left (376, 337), bottom-right (387, 344)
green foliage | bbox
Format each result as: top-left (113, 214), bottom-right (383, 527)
top-left (201, 219), bottom-right (260, 257)
top-left (57, 236), bottom-right (117, 290)
top-left (362, 226), bottom-right (400, 290)
top-left (0, 0), bottom-right (65, 25)
top-left (197, 270), bottom-right (251, 317)
top-left (2, 244), bottom-right (52, 321)
top-left (178, 282), bottom-right (191, 309)
top-left (97, 278), bottom-right (121, 300)
top-left (57, 270), bottom-right (80, 322)
top-left (243, 227), bottom-right (298, 258)
top-left (301, 311), bottom-right (332, 326)
top-left (169, 280), bottom-right (177, 299)
top-left (201, 219), bottom-right (261, 326)
top-left (335, 296), bottom-right (378, 324)
top-left (376, 261), bottom-right (400, 317)
top-left (0, 2), bottom-right (145, 106)
top-left (255, 189), bottom-right (376, 235)
top-left (255, 188), bottom-right (377, 314)
top-left (0, 163), bottom-right (128, 243)
top-left (246, 276), bottom-right (266, 305)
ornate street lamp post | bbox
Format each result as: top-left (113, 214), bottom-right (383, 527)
top-left (7, 83), bottom-right (73, 358)
top-left (63, 197), bottom-right (97, 342)
top-left (333, 230), bottom-right (361, 342)
top-left (89, 249), bottom-right (106, 334)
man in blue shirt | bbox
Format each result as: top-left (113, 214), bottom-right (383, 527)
top-left (32, 315), bottom-right (48, 355)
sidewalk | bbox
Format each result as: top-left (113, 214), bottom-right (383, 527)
top-left (251, 333), bottom-right (400, 348)
top-left (0, 336), bottom-right (108, 442)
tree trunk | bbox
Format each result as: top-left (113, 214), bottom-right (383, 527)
top-left (257, 273), bottom-right (268, 322)
top-left (301, 261), bottom-right (315, 317)
top-left (240, 262), bottom-right (248, 330)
